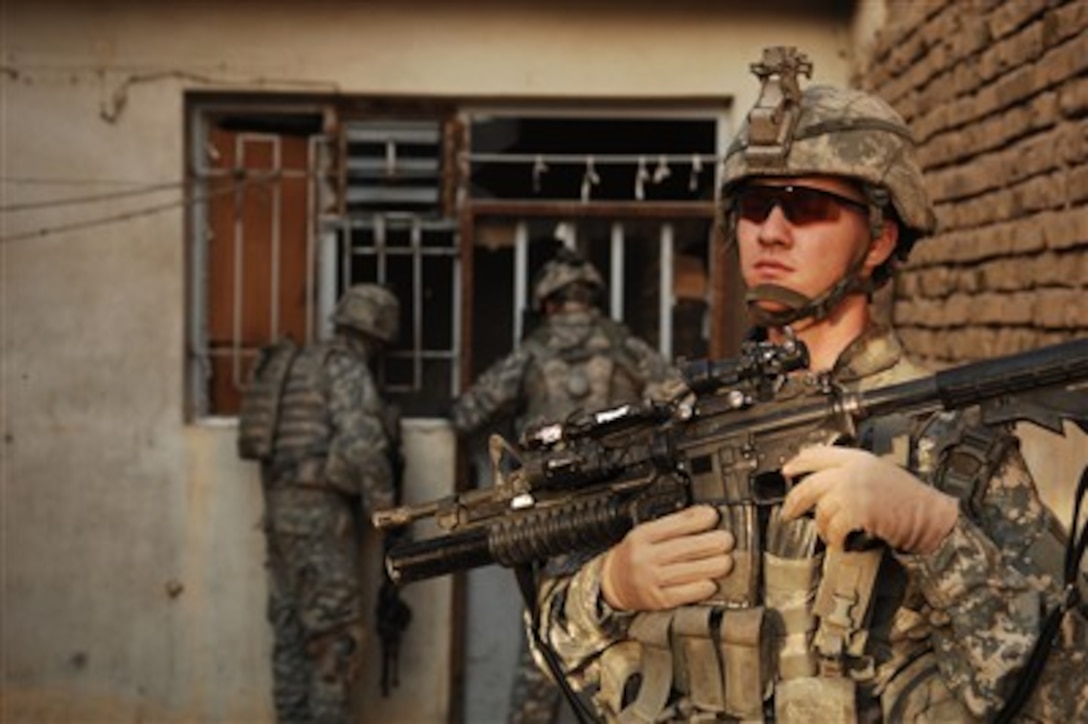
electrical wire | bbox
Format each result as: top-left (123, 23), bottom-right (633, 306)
top-left (3, 175), bottom-right (181, 187)
top-left (0, 180), bottom-right (186, 212)
top-left (0, 176), bottom-right (268, 244)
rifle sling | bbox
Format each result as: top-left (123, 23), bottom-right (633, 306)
top-left (515, 563), bottom-right (602, 724)
top-left (994, 463), bottom-right (1087, 723)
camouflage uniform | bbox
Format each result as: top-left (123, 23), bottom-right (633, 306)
top-left (532, 325), bottom-right (1087, 722)
top-left (256, 286), bottom-right (398, 724)
top-left (451, 308), bottom-right (678, 438)
top-left (529, 47), bottom-right (1088, 722)
top-left (452, 256), bottom-right (679, 724)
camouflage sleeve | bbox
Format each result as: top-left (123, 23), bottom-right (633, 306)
top-left (897, 445), bottom-right (1086, 719)
top-left (528, 554), bottom-right (633, 698)
top-left (323, 351), bottom-right (395, 513)
top-left (449, 347), bottom-right (533, 436)
top-left (622, 336), bottom-right (684, 401)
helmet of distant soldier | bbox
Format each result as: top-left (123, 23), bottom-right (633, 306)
top-left (531, 249), bottom-right (605, 312)
top-left (330, 284), bottom-right (400, 343)
top-left (721, 84), bottom-right (935, 285)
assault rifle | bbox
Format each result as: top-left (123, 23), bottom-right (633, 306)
top-left (375, 405), bottom-right (411, 696)
top-left (375, 336), bottom-right (1088, 586)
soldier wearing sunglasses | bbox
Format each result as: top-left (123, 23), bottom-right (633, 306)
top-left (530, 47), bottom-right (1086, 722)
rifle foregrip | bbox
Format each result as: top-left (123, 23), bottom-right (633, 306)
top-left (488, 496), bottom-right (632, 567)
top-left (936, 338), bottom-right (1088, 410)
top-left (385, 496), bottom-right (635, 585)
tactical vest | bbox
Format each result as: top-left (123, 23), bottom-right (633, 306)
top-left (521, 317), bottom-right (644, 430)
top-left (596, 367), bottom-right (1012, 723)
top-left (238, 338), bottom-right (300, 461)
top-left (268, 342), bottom-right (340, 484)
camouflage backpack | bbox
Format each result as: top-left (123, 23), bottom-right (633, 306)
top-left (237, 338), bottom-right (301, 461)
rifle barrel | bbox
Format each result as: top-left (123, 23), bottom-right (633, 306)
top-left (373, 500), bottom-right (440, 530)
top-left (860, 337), bottom-right (1088, 420)
top-left (935, 337), bottom-right (1088, 409)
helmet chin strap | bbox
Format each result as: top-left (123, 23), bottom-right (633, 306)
top-left (744, 185), bottom-right (888, 328)
top-left (726, 189), bottom-right (887, 330)
top-left (745, 246), bottom-right (877, 328)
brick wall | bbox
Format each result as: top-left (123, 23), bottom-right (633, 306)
top-left (860, 0), bottom-right (1087, 366)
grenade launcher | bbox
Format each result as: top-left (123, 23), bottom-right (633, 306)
top-left (374, 336), bottom-right (1088, 586)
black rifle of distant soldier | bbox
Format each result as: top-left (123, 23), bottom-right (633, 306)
top-left (375, 412), bottom-right (412, 697)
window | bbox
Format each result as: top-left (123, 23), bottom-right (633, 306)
top-left (186, 96), bottom-right (733, 421)
top-left (186, 97), bottom-right (460, 419)
top-left (462, 109), bottom-right (726, 376)
top-left (468, 115), bottom-right (718, 202)
top-left (331, 215), bottom-right (459, 404)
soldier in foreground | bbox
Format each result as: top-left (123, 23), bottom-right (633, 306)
top-left (240, 284), bottom-right (400, 723)
top-left (531, 48), bottom-right (1087, 721)
top-left (451, 248), bottom-right (678, 724)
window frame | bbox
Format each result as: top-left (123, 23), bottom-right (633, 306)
top-left (456, 102), bottom-right (736, 385)
top-left (184, 94), bottom-right (742, 422)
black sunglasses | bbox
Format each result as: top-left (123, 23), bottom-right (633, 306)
top-left (736, 184), bottom-right (869, 226)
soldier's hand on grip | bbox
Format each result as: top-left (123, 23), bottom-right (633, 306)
top-left (601, 505), bottom-right (735, 612)
top-left (780, 445), bottom-right (959, 554)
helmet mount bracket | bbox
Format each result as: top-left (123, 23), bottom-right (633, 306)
top-left (746, 46), bottom-right (813, 169)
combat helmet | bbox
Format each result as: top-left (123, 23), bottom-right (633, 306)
top-left (531, 247), bottom-right (605, 312)
top-left (721, 46), bottom-right (935, 326)
top-left (330, 284), bottom-right (400, 343)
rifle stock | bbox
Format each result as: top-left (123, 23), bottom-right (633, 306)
top-left (377, 337), bottom-right (1088, 586)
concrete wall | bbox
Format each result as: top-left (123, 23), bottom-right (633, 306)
top-left (859, 0), bottom-right (1088, 525)
top-left (1, 2), bottom-right (857, 722)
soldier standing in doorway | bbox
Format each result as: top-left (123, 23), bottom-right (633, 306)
top-left (239, 284), bottom-right (400, 724)
top-left (451, 247), bottom-right (680, 724)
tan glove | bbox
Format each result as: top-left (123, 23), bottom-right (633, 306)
top-left (645, 376), bottom-right (693, 407)
top-left (601, 505), bottom-right (735, 612)
top-left (781, 445), bottom-right (959, 554)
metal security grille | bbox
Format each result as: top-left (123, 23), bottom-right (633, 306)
top-left (461, 110), bottom-right (724, 373)
top-left (342, 120), bottom-right (444, 213)
top-left (330, 214), bottom-right (460, 409)
top-left (187, 99), bottom-right (733, 421)
top-left (187, 105), bottom-right (460, 419)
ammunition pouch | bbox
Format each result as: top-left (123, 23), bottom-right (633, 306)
top-left (595, 539), bottom-right (891, 722)
top-left (600, 613), bottom-right (672, 723)
top-left (718, 608), bottom-right (770, 719)
top-left (813, 547), bottom-right (884, 668)
top-left (764, 551), bottom-right (821, 681)
top-left (599, 607), bottom-right (771, 722)
top-left (765, 547), bottom-right (885, 723)
top-left (713, 505), bottom-right (759, 607)
top-left (774, 677), bottom-right (856, 722)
